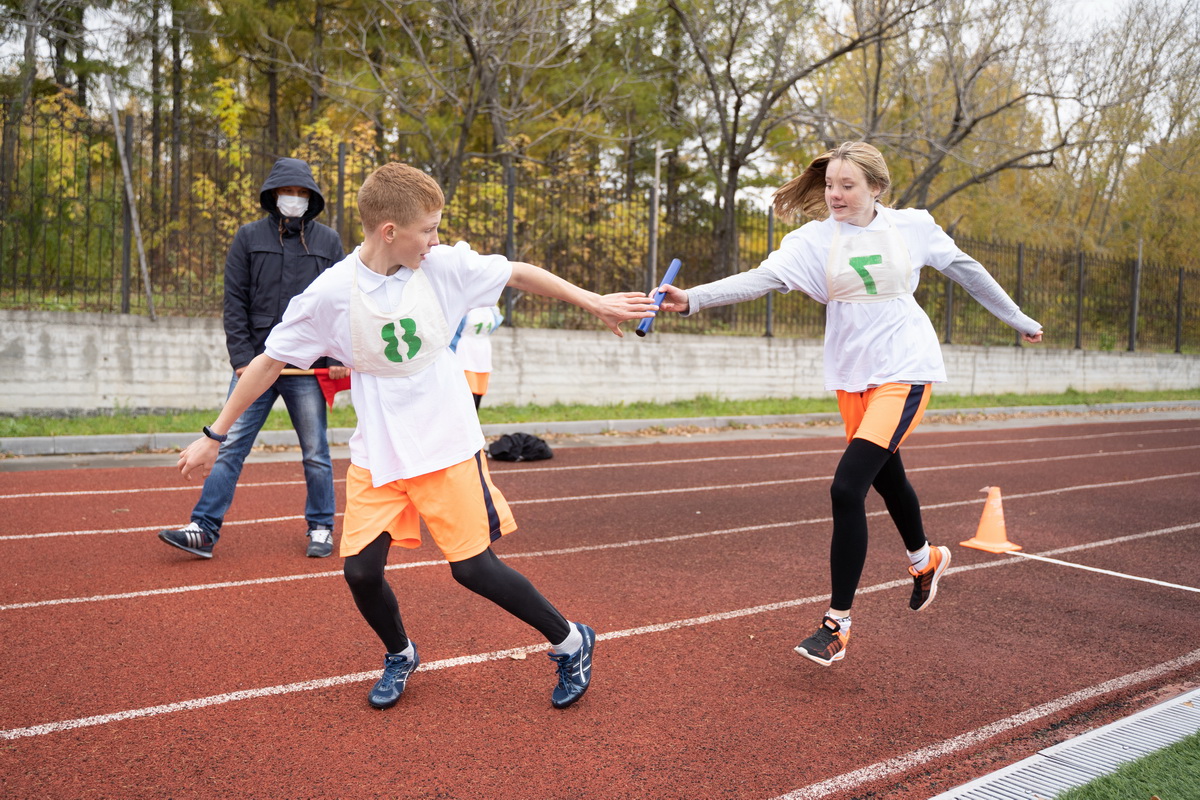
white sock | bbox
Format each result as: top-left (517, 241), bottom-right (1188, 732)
top-left (551, 622), bottom-right (582, 655)
top-left (391, 642), bottom-right (416, 660)
top-left (908, 543), bottom-right (931, 572)
top-left (826, 611), bottom-right (851, 631)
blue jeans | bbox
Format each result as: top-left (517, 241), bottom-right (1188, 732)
top-left (191, 373), bottom-right (335, 539)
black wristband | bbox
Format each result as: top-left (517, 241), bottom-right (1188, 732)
top-left (202, 425), bottom-right (228, 443)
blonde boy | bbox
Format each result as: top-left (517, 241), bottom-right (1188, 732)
top-left (178, 163), bottom-right (656, 709)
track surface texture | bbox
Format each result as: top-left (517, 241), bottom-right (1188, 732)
top-left (2, 412), bottom-right (1198, 799)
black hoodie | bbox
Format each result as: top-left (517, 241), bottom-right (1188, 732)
top-left (223, 158), bottom-right (345, 371)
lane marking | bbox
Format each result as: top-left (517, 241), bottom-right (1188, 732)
top-left (514, 445), bottom-right (1195, 504)
top-left (1008, 551), bottom-right (1200, 593)
top-left (0, 514), bottom-right (329, 541)
top-left (5, 446), bottom-right (1196, 541)
top-left (2, 472), bottom-right (1196, 616)
top-left (487, 424), bottom-right (1200, 474)
top-left (773, 647), bottom-right (1200, 799)
top-left (0, 592), bottom-right (837, 740)
top-left (3, 424), bottom-right (1195, 500)
top-left (5, 551), bottom-right (1199, 742)
top-left (0, 521), bottom-right (806, 611)
top-left (0, 479), bottom-right (340, 500)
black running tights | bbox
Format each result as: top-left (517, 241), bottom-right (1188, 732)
top-left (828, 438), bottom-right (928, 611)
top-left (342, 533), bottom-right (571, 653)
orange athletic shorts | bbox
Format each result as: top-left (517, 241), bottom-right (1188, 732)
top-left (341, 452), bottom-right (517, 562)
top-left (836, 383), bottom-right (932, 452)
top-left (464, 370), bottom-right (490, 396)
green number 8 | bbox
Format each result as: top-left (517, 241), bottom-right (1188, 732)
top-left (381, 319), bottom-right (422, 362)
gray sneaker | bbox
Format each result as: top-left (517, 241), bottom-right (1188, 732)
top-left (159, 522), bottom-right (216, 558)
top-left (306, 528), bottom-right (334, 558)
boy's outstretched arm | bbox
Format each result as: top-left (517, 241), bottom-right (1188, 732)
top-left (177, 353), bottom-right (286, 480)
top-left (507, 262), bottom-right (657, 337)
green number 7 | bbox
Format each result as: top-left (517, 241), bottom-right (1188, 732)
top-left (848, 255), bottom-right (881, 294)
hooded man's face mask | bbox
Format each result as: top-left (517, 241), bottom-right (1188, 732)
top-left (276, 194), bottom-right (309, 219)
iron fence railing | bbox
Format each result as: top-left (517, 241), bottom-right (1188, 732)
top-left (1, 100), bottom-right (1196, 353)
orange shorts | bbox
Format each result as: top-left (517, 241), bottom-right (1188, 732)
top-left (341, 452), bottom-right (517, 562)
top-left (464, 371), bottom-right (490, 396)
top-left (836, 383), bottom-right (931, 452)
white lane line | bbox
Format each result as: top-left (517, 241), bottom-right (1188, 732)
top-left (0, 479), bottom-right (339, 500)
top-left (488, 424), bottom-right (1200, 474)
top-left (4, 425), bottom-right (1195, 500)
top-left (4, 494), bottom-right (1195, 618)
top-left (5, 546), bottom-right (1199, 742)
top-left (1009, 551), bottom-right (1200, 593)
top-left (0, 591), bottom-right (837, 741)
top-left (11, 465), bottom-right (1200, 546)
top-left (511, 447), bottom-right (1198, 506)
top-left (0, 514), bottom-right (320, 541)
top-left (0, 521), bottom-right (805, 611)
top-left (772, 647), bottom-right (1200, 799)
top-left (1032, 522), bottom-right (1200, 555)
top-left (4, 483), bottom-right (1199, 612)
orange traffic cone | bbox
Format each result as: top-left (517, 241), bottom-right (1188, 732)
top-left (960, 486), bottom-right (1022, 553)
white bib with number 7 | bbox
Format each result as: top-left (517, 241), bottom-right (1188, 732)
top-left (824, 219), bottom-right (914, 304)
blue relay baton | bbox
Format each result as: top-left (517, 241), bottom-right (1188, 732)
top-left (636, 258), bottom-right (682, 337)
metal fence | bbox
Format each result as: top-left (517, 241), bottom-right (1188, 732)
top-left (1, 99), bottom-right (1196, 353)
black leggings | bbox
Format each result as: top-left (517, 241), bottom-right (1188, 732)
top-left (828, 438), bottom-right (928, 611)
top-left (342, 533), bottom-right (571, 653)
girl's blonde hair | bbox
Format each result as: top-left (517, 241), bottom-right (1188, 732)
top-left (358, 163), bottom-right (445, 233)
top-left (773, 142), bottom-right (891, 220)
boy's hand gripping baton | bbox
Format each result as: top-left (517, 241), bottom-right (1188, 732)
top-left (636, 258), bottom-right (682, 337)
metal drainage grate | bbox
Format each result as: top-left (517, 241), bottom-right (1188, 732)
top-left (929, 687), bottom-right (1200, 800)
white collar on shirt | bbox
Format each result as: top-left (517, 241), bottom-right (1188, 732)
top-left (354, 250), bottom-right (413, 293)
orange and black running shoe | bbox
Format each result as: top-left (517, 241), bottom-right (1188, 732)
top-left (909, 545), bottom-right (951, 611)
top-left (794, 615), bottom-right (849, 666)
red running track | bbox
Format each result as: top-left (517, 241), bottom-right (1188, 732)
top-left (1, 414), bottom-right (1198, 799)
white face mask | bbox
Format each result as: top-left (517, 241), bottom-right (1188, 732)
top-left (276, 195), bottom-right (309, 218)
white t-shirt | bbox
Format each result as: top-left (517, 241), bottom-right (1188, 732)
top-left (264, 241), bottom-right (512, 485)
top-left (454, 306), bottom-right (503, 374)
top-left (688, 205), bottom-right (1038, 392)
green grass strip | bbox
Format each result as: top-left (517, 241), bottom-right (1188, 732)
top-left (1054, 729), bottom-right (1200, 799)
top-left (1, 387), bottom-right (1197, 439)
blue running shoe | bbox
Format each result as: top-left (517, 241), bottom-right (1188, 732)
top-left (368, 646), bottom-right (419, 710)
top-left (549, 623), bottom-right (595, 709)
top-left (158, 522), bottom-right (216, 558)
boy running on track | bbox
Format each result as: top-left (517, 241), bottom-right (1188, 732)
top-left (177, 163), bottom-right (657, 709)
top-left (655, 142), bottom-right (1043, 666)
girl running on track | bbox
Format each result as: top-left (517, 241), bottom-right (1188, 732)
top-left (655, 141), bottom-right (1043, 666)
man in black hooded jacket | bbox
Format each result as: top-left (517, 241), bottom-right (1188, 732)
top-left (159, 158), bottom-right (346, 559)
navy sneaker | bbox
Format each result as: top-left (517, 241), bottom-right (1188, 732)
top-left (549, 623), bottom-right (595, 709)
top-left (158, 522), bottom-right (216, 558)
top-left (795, 616), bottom-right (850, 667)
top-left (306, 528), bottom-right (333, 558)
top-left (368, 645), bottom-right (419, 710)
top-left (909, 545), bottom-right (951, 611)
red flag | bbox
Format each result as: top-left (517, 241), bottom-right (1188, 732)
top-left (312, 368), bottom-right (352, 409)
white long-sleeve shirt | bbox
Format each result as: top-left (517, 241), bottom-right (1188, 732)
top-left (685, 205), bottom-right (1042, 392)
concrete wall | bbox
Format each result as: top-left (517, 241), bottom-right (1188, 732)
top-left (2, 309), bottom-right (1198, 415)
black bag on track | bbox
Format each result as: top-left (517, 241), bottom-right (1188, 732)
top-left (488, 432), bottom-right (554, 462)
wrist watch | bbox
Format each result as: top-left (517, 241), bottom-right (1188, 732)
top-left (202, 425), bottom-right (228, 443)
